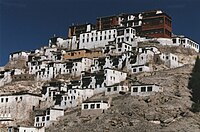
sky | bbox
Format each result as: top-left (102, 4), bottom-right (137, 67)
top-left (0, 0), bottom-right (200, 66)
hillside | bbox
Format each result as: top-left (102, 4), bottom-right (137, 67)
top-left (45, 64), bottom-right (200, 132)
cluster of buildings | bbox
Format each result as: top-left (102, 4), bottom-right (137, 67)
top-left (0, 10), bottom-right (199, 132)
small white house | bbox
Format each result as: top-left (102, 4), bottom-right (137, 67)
top-left (8, 126), bottom-right (45, 132)
top-left (131, 84), bottom-right (162, 96)
top-left (160, 53), bottom-right (179, 68)
top-left (59, 88), bottom-right (94, 108)
top-left (9, 51), bottom-right (30, 61)
top-left (105, 82), bottom-right (129, 95)
top-left (0, 93), bottom-right (42, 125)
top-left (34, 108), bottom-right (64, 128)
top-left (0, 70), bottom-right (13, 87)
top-left (104, 68), bottom-right (127, 86)
top-left (172, 36), bottom-right (199, 52)
top-left (81, 100), bottom-right (110, 116)
top-left (130, 65), bottom-right (151, 74)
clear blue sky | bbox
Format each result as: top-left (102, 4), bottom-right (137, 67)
top-left (0, 0), bottom-right (200, 66)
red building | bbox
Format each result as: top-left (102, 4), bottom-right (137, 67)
top-left (140, 10), bottom-right (172, 38)
top-left (96, 15), bottom-right (120, 30)
top-left (68, 10), bottom-right (172, 38)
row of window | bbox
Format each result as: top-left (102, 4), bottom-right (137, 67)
top-left (172, 38), bottom-right (198, 49)
top-left (0, 97), bottom-right (23, 103)
top-left (162, 55), bottom-right (177, 61)
top-left (132, 67), bottom-right (143, 73)
top-left (132, 86), bottom-right (153, 92)
top-left (82, 30), bottom-right (116, 38)
top-left (81, 35), bottom-right (115, 43)
top-left (35, 116), bottom-right (50, 122)
top-left (1, 98), bottom-right (8, 103)
top-left (117, 37), bottom-right (134, 43)
top-left (83, 103), bottom-right (100, 109)
top-left (107, 87), bottom-right (117, 92)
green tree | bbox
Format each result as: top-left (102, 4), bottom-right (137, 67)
top-left (188, 56), bottom-right (200, 112)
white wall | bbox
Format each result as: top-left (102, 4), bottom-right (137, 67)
top-left (60, 89), bottom-right (94, 108)
top-left (172, 37), bottom-right (199, 52)
top-left (160, 53), bottom-right (179, 68)
top-left (131, 84), bottom-right (162, 96)
top-left (0, 94), bottom-right (42, 125)
top-left (104, 68), bottom-right (127, 86)
top-left (79, 29), bottom-right (116, 49)
top-left (34, 108), bottom-right (64, 127)
top-left (19, 127), bottom-right (45, 132)
top-left (9, 51), bottom-right (30, 61)
top-left (130, 65), bottom-right (151, 74)
top-left (81, 101), bottom-right (109, 110)
top-left (105, 85), bottom-right (129, 95)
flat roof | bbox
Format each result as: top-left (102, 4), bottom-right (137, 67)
top-left (0, 92), bottom-right (42, 97)
top-left (83, 100), bottom-right (108, 103)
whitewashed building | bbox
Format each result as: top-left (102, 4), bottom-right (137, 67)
top-left (81, 100), bottom-right (110, 116)
top-left (172, 36), bottom-right (199, 52)
top-left (71, 57), bottom-right (92, 77)
top-left (34, 108), bottom-right (64, 128)
top-left (130, 65), bottom-right (151, 74)
top-left (104, 68), bottom-right (127, 86)
top-left (79, 27), bottom-right (136, 49)
top-left (105, 82), bottom-right (129, 95)
top-left (0, 93), bottom-right (42, 125)
top-left (131, 84), bottom-right (162, 96)
top-left (8, 126), bottom-right (45, 132)
top-left (0, 70), bottom-right (13, 87)
top-left (9, 51), bottom-right (30, 61)
top-left (160, 53), bottom-right (179, 68)
top-left (59, 88), bottom-right (94, 108)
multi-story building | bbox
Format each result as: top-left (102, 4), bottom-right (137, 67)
top-left (0, 93), bottom-right (42, 125)
top-left (95, 10), bottom-right (172, 38)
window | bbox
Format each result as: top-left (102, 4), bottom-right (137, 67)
top-left (36, 117), bottom-right (39, 122)
top-left (126, 29), bottom-right (129, 33)
top-left (42, 116), bottom-right (45, 121)
top-left (126, 37), bottom-right (129, 41)
top-left (133, 87), bottom-right (138, 92)
top-left (96, 104), bottom-right (100, 108)
top-left (141, 87), bottom-right (146, 92)
top-left (172, 39), bottom-right (176, 44)
top-left (47, 110), bottom-right (50, 115)
top-left (114, 87), bottom-right (117, 91)
top-left (84, 104), bottom-right (88, 109)
top-left (107, 88), bottom-right (111, 92)
top-left (133, 69), bottom-right (136, 72)
top-left (91, 104), bottom-right (95, 109)
top-left (139, 68), bottom-right (142, 72)
top-left (147, 86), bottom-right (152, 92)
top-left (46, 116), bottom-right (50, 121)
top-left (1, 98), bottom-right (3, 102)
top-left (118, 38), bottom-right (120, 42)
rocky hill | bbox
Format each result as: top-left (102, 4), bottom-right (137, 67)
top-left (45, 64), bottom-right (200, 132)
